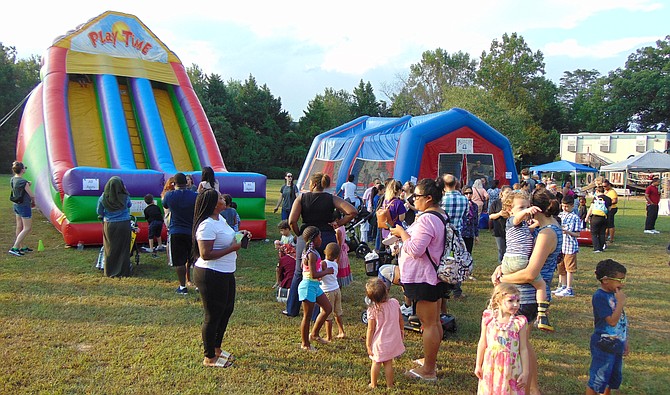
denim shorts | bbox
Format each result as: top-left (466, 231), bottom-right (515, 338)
top-left (588, 333), bottom-right (623, 393)
top-left (13, 203), bottom-right (32, 219)
top-left (298, 278), bottom-right (323, 303)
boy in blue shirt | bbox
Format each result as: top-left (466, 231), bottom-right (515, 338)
top-left (587, 259), bottom-right (628, 395)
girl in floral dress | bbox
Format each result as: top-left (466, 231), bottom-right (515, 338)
top-left (475, 283), bottom-right (530, 395)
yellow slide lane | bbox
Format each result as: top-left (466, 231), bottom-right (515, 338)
top-left (68, 80), bottom-right (108, 168)
top-left (154, 88), bottom-right (192, 171)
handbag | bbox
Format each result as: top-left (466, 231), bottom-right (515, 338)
top-left (596, 336), bottom-right (624, 355)
top-left (376, 198), bottom-right (397, 229)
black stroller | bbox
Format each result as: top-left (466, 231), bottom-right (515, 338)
top-left (345, 201), bottom-right (373, 259)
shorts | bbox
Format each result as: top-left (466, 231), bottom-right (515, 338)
top-left (325, 289), bottom-right (342, 318)
top-left (148, 220), bottom-right (164, 238)
top-left (298, 279), bottom-right (323, 303)
top-left (518, 303), bottom-right (538, 323)
top-left (377, 264), bottom-right (397, 289)
top-left (403, 282), bottom-right (446, 303)
top-left (13, 203), bottom-right (32, 219)
top-left (502, 255), bottom-right (542, 283)
top-left (606, 207), bottom-right (618, 228)
top-left (588, 333), bottom-right (623, 393)
top-left (561, 253), bottom-right (577, 273)
top-left (169, 233), bottom-right (192, 267)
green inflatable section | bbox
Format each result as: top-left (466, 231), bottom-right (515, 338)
top-left (63, 196), bottom-right (265, 222)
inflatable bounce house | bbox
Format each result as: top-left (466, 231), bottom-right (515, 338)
top-left (296, 108), bottom-right (518, 193)
top-left (15, 11), bottom-right (266, 245)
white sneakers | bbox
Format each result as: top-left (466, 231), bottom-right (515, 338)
top-left (644, 229), bottom-right (661, 234)
top-left (400, 304), bottom-right (413, 316)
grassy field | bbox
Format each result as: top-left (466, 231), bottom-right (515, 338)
top-left (1, 176), bottom-right (669, 394)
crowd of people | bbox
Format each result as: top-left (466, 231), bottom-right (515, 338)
top-left (7, 164), bottom-right (635, 392)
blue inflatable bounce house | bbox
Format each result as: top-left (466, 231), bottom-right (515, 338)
top-left (296, 108), bottom-right (518, 193)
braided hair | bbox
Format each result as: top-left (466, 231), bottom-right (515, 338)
top-left (192, 189), bottom-right (220, 260)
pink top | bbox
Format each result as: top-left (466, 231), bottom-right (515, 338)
top-left (398, 211), bottom-right (445, 285)
top-left (471, 187), bottom-right (489, 213)
top-left (367, 298), bottom-right (405, 362)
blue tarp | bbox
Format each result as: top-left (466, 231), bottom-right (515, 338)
top-left (530, 160), bottom-right (598, 173)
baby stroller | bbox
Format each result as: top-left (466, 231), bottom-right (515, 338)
top-left (345, 202), bottom-right (373, 259)
top-left (95, 215), bottom-right (141, 270)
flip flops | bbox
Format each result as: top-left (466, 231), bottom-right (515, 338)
top-left (204, 351), bottom-right (235, 368)
top-left (405, 368), bottom-right (437, 382)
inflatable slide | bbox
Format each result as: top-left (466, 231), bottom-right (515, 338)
top-left (15, 11), bottom-right (267, 245)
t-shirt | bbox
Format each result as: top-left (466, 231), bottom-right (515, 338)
top-left (221, 207), bottom-right (239, 230)
top-left (340, 181), bottom-right (357, 201)
top-left (592, 288), bottom-right (627, 341)
top-left (280, 184), bottom-right (299, 212)
top-left (646, 184), bottom-right (660, 205)
top-left (143, 204), bottom-right (163, 224)
top-left (194, 215), bottom-right (237, 273)
top-left (605, 189), bottom-right (619, 209)
top-left (10, 176), bottom-right (29, 206)
top-left (319, 259), bottom-right (339, 292)
top-left (505, 216), bottom-right (534, 257)
top-left (489, 198), bottom-right (506, 238)
top-left (162, 189), bottom-right (197, 235)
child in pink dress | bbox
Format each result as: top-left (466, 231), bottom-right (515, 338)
top-left (365, 278), bottom-right (405, 389)
top-left (335, 224), bottom-right (353, 287)
top-left (475, 283), bottom-right (530, 395)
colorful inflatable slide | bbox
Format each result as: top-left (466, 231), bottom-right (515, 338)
top-left (16, 11), bottom-right (266, 245)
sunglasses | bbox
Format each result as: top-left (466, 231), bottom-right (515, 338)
top-left (464, 191), bottom-right (473, 195)
top-left (286, 175), bottom-right (293, 178)
top-left (413, 193), bottom-right (429, 198)
top-left (602, 276), bottom-right (626, 284)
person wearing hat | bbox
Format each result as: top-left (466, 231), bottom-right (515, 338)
top-left (274, 172), bottom-right (300, 221)
top-left (9, 161), bottom-right (34, 256)
top-left (644, 177), bottom-right (661, 234)
top-left (163, 172), bottom-right (198, 293)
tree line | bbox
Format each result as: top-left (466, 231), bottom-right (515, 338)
top-left (2, 33), bottom-right (670, 175)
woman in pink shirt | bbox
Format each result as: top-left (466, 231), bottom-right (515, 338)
top-left (390, 178), bottom-right (446, 381)
top-left (471, 178), bottom-right (489, 215)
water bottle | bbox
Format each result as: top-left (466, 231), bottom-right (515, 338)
top-left (77, 241), bottom-right (84, 251)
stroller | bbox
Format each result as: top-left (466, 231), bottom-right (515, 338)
top-left (345, 201), bottom-right (373, 259)
top-left (96, 215), bottom-right (141, 270)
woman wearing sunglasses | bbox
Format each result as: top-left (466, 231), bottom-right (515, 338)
top-left (274, 173), bottom-right (300, 221)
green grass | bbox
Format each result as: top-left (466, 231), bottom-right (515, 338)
top-left (1, 176), bottom-right (669, 394)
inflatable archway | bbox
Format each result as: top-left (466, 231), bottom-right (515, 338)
top-left (16, 11), bottom-right (266, 245)
top-left (296, 108), bottom-right (518, 193)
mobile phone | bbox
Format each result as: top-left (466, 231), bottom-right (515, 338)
top-left (241, 234), bottom-right (250, 249)
top-left (386, 222), bottom-right (393, 229)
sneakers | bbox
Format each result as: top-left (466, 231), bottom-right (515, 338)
top-left (602, 243), bottom-right (607, 251)
top-left (175, 286), bottom-right (188, 295)
top-left (156, 245), bottom-right (167, 252)
top-left (652, 229), bottom-right (661, 234)
top-left (644, 230), bottom-right (655, 234)
top-left (400, 304), bottom-right (413, 316)
top-left (8, 248), bottom-right (24, 256)
top-left (556, 288), bottom-right (575, 297)
top-left (551, 285), bottom-right (566, 295)
top-left (20, 247), bottom-right (33, 253)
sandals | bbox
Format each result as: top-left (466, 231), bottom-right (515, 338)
top-left (204, 351), bottom-right (235, 368)
top-left (405, 368), bottom-right (437, 382)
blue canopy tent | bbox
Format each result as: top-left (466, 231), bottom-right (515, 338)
top-left (530, 160), bottom-right (598, 190)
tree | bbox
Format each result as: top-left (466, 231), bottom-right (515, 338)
top-left (298, 88), bottom-right (353, 140)
top-left (0, 43), bottom-right (40, 169)
top-left (389, 49), bottom-right (477, 115)
top-left (352, 80), bottom-right (381, 117)
top-left (604, 36), bottom-right (670, 131)
top-left (478, 33), bottom-right (545, 112)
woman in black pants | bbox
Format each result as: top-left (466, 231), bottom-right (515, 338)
top-left (586, 187), bottom-right (611, 253)
top-left (193, 190), bottom-right (251, 368)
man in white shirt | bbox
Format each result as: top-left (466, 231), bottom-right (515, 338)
top-left (339, 174), bottom-right (358, 206)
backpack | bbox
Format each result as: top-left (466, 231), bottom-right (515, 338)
top-left (424, 210), bottom-right (474, 284)
top-left (9, 178), bottom-right (25, 204)
top-left (592, 197), bottom-right (608, 215)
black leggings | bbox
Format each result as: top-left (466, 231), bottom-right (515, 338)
top-left (194, 267), bottom-right (236, 359)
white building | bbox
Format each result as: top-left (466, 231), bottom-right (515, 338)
top-left (560, 131), bottom-right (670, 168)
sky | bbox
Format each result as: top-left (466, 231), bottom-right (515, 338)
top-left (3, 1), bottom-right (668, 119)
